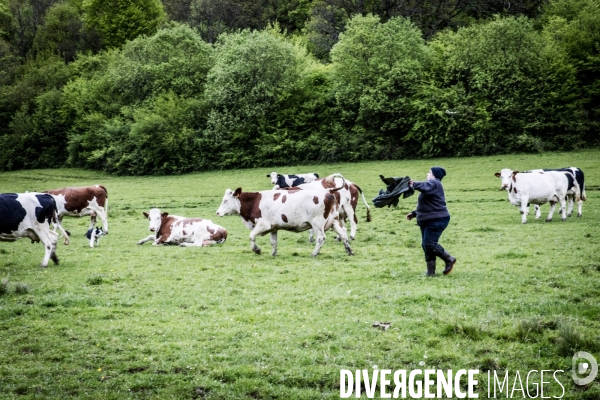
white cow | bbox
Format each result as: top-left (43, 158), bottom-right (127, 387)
top-left (528, 167), bottom-right (586, 218)
top-left (216, 183), bottom-right (354, 257)
top-left (0, 193), bottom-right (68, 267)
top-left (268, 172), bottom-right (319, 189)
top-left (138, 208), bottom-right (227, 246)
top-left (495, 169), bottom-right (573, 223)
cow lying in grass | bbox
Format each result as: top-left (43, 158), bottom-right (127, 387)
top-left (138, 208), bottom-right (227, 246)
top-left (268, 172), bottom-right (319, 189)
top-left (216, 180), bottom-right (354, 257)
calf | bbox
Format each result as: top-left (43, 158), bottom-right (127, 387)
top-left (281, 174), bottom-right (372, 241)
top-left (138, 208), bottom-right (227, 246)
top-left (495, 169), bottom-right (572, 223)
top-left (216, 183), bottom-right (354, 257)
top-left (268, 172), bottom-right (319, 189)
top-left (528, 167), bottom-right (586, 218)
top-left (44, 185), bottom-right (109, 234)
top-left (0, 193), bottom-right (64, 267)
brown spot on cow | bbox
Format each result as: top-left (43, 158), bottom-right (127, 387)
top-left (313, 196), bottom-right (319, 204)
top-left (282, 195), bottom-right (287, 203)
top-left (273, 193), bottom-right (281, 201)
top-left (45, 185), bottom-right (108, 212)
top-left (238, 192), bottom-right (263, 225)
top-left (323, 193), bottom-right (335, 219)
top-left (154, 215), bottom-right (180, 244)
top-left (281, 214), bottom-right (288, 222)
top-left (207, 227), bottom-right (215, 234)
top-left (210, 228), bottom-right (227, 242)
top-left (511, 171), bottom-right (518, 182)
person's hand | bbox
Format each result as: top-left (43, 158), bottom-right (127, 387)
top-left (408, 179), bottom-right (413, 186)
top-left (406, 213), bottom-right (414, 221)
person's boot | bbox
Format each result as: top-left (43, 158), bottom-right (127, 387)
top-left (422, 260), bottom-right (436, 277)
top-left (440, 251), bottom-right (457, 275)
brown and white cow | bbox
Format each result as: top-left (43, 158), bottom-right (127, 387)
top-left (0, 193), bottom-right (67, 267)
top-left (138, 208), bottom-right (227, 247)
top-left (216, 183), bottom-right (354, 257)
top-left (44, 185), bottom-right (109, 234)
top-left (281, 174), bottom-right (372, 241)
top-left (495, 169), bottom-right (573, 223)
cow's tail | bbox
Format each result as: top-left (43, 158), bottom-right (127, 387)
top-left (99, 184), bottom-right (109, 217)
top-left (354, 184), bottom-right (372, 222)
top-left (52, 203), bottom-right (70, 246)
top-left (326, 174), bottom-right (346, 193)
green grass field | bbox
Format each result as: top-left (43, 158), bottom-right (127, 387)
top-left (1, 150), bottom-right (599, 399)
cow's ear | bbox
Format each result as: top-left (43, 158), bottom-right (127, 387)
top-left (266, 174), bottom-right (270, 177)
top-left (161, 212), bottom-right (169, 218)
top-left (277, 174), bottom-right (282, 178)
top-left (233, 188), bottom-right (242, 197)
top-left (143, 212), bottom-right (149, 218)
top-left (494, 172), bottom-right (500, 178)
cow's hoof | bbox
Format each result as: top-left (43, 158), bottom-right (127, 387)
top-left (39, 264), bottom-right (48, 268)
top-left (521, 221), bottom-right (527, 224)
top-left (347, 250), bottom-right (355, 256)
top-left (567, 213), bottom-right (572, 217)
top-left (50, 253), bottom-right (59, 264)
top-left (350, 236), bottom-right (355, 240)
top-left (545, 219), bottom-right (552, 222)
top-left (577, 214), bottom-right (582, 217)
top-left (252, 248), bottom-right (261, 254)
top-left (562, 218), bottom-right (566, 222)
top-left (271, 252), bottom-right (277, 256)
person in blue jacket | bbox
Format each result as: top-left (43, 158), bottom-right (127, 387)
top-left (406, 167), bottom-right (457, 277)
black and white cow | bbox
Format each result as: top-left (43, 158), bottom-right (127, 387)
top-left (216, 183), bottom-right (354, 257)
top-left (527, 167), bottom-right (586, 218)
top-left (0, 193), bottom-right (68, 267)
top-left (495, 169), bottom-right (574, 223)
top-left (138, 208), bottom-right (227, 246)
top-left (268, 172), bottom-right (319, 189)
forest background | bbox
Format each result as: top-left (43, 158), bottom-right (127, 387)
top-left (0, 0), bottom-right (598, 175)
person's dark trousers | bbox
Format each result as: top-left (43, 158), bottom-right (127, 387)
top-left (419, 216), bottom-right (450, 261)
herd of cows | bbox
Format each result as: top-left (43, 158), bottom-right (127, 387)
top-left (0, 167), bottom-right (587, 268)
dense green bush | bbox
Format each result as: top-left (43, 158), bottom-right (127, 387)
top-left (409, 16), bottom-right (586, 157)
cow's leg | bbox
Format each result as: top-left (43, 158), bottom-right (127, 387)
top-left (89, 229), bottom-right (96, 248)
top-left (308, 229), bottom-right (314, 243)
top-left (331, 219), bottom-right (354, 256)
top-left (559, 196), bottom-right (567, 222)
top-left (534, 205), bottom-right (541, 219)
top-left (270, 232), bottom-right (278, 256)
top-left (577, 199), bottom-right (583, 217)
top-left (37, 229), bottom-right (58, 268)
top-left (566, 195), bottom-right (574, 217)
top-left (249, 226), bottom-right (264, 254)
top-left (546, 201), bottom-right (557, 222)
top-left (310, 227), bottom-right (326, 257)
top-left (94, 208), bottom-right (108, 234)
top-left (519, 196), bottom-right (529, 224)
top-left (137, 235), bottom-right (155, 245)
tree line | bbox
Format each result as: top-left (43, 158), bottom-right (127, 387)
top-left (0, 0), bottom-right (598, 174)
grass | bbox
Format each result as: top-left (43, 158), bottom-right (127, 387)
top-left (0, 149), bottom-right (599, 399)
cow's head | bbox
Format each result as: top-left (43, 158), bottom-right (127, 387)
top-left (216, 188), bottom-right (242, 216)
top-left (495, 169), bottom-right (518, 191)
top-left (143, 208), bottom-right (168, 232)
top-left (268, 172), bottom-right (281, 185)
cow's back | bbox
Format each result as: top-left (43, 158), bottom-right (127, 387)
top-left (46, 185), bottom-right (107, 212)
top-left (513, 171), bottom-right (568, 203)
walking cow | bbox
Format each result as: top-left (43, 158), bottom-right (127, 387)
top-left (216, 182), bottom-right (354, 257)
top-left (0, 193), bottom-right (68, 267)
top-left (44, 185), bottom-right (109, 234)
top-left (528, 167), bottom-right (586, 218)
top-left (495, 169), bottom-right (574, 223)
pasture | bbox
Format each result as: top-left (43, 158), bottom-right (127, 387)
top-left (0, 150), bottom-right (599, 399)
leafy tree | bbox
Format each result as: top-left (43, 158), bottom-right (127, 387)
top-left (82, 0), bottom-right (166, 48)
top-left (409, 16), bottom-right (585, 157)
top-left (330, 14), bottom-right (429, 158)
top-left (203, 29), bottom-right (304, 167)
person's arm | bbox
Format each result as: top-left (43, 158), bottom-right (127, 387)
top-left (412, 180), bottom-right (437, 193)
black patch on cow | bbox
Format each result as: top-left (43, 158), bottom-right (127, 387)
top-left (314, 173), bottom-right (319, 178)
top-left (0, 194), bottom-right (27, 234)
top-left (276, 175), bottom-right (306, 188)
top-left (34, 194), bottom-right (56, 225)
top-left (281, 214), bottom-right (288, 223)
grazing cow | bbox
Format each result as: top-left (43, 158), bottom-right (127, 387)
top-left (137, 208), bottom-right (227, 247)
top-left (528, 167), bottom-right (586, 218)
top-left (216, 183), bottom-right (354, 257)
top-left (85, 227), bottom-right (105, 248)
top-left (268, 172), bottom-right (319, 189)
top-left (281, 174), bottom-right (372, 241)
top-left (44, 185), bottom-right (109, 234)
top-left (0, 193), bottom-right (66, 267)
top-left (495, 169), bottom-right (573, 223)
